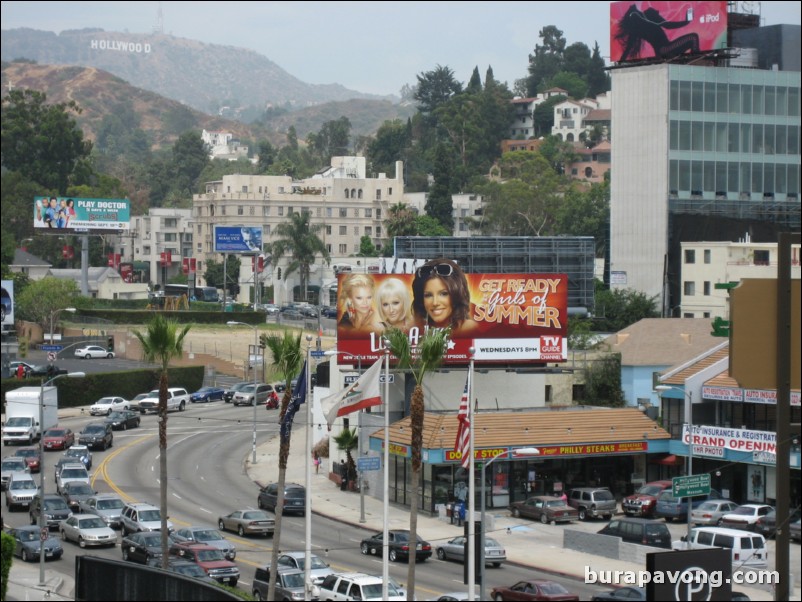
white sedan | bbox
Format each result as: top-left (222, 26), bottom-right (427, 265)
top-left (75, 345), bottom-right (115, 359)
top-left (89, 396), bottom-right (130, 416)
top-left (59, 514), bottom-right (117, 548)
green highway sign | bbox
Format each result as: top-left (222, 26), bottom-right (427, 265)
top-left (672, 473), bottom-right (711, 498)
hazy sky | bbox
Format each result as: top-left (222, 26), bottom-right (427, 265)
top-left (2, 1), bottom-right (800, 96)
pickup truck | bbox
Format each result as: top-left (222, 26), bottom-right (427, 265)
top-left (137, 388), bottom-right (189, 414)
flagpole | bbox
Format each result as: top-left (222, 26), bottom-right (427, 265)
top-left (304, 336), bottom-right (313, 599)
top-left (382, 345), bottom-right (390, 600)
top-left (467, 347), bottom-right (476, 600)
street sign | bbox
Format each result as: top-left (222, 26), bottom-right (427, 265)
top-left (357, 456), bottom-right (381, 472)
top-left (310, 350), bottom-right (327, 358)
top-left (47, 352), bottom-right (57, 362)
top-left (40, 345), bottom-right (63, 352)
top-left (344, 373), bottom-right (394, 385)
top-left (672, 474), bottom-right (711, 498)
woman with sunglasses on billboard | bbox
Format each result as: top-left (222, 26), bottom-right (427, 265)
top-left (338, 273), bottom-right (381, 333)
top-left (412, 258), bottom-right (478, 336)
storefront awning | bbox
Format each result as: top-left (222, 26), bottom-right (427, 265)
top-left (651, 454), bottom-right (684, 466)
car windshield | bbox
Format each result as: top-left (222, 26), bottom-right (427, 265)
top-left (241, 385), bottom-right (256, 393)
top-left (61, 469), bottom-right (87, 479)
top-left (84, 426), bottom-right (105, 435)
top-left (698, 502), bottom-right (718, 511)
top-left (546, 500), bottom-right (566, 507)
top-left (285, 488), bottom-right (304, 498)
top-left (139, 510), bottom-right (161, 521)
top-left (174, 564), bottom-right (206, 578)
top-left (196, 549), bottom-right (224, 561)
top-left (133, 394), bottom-right (149, 401)
top-left (282, 573), bottom-right (305, 588)
top-left (18, 530), bottom-right (38, 542)
top-left (46, 429), bottom-right (67, 437)
top-left (2, 459), bottom-right (25, 470)
top-left (140, 533), bottom-right (162, 545)
top-left (193, 530), bottom-right (222, 542)
top-left (67, 483), bottom-right (93, 494)
top-left (5, 417), bottom-right (31, 426)
top-left (16, 449), bottom-right (37, 458)
top-left (66, 449), bottom-right (87, 458)
top-left (97, 499), bottom-right (124, 510)
top-left (79, 517), bottom-right (107, 529)
top-left (485, 538), bottom-right (501, 548)
top-left (243, 511), bottom-right (268, 520)
top-left (109, 412), bottom-right (126, 419)
top-left (638, 485), bottom-right (665, 496)
top-left (14, 480), bottom-right (37, 490)
top-left (595, 490), bottom-right (614, 501)
top-left (96, 398), bottom-right (113, 405)
top-left (44, 499), bottom-right (69, 511)
top-left (364, 583), bottom-right (398, 597)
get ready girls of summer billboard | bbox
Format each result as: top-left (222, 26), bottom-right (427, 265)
top-left (34, 197), bottom-right (130, 232)
top-left (335, 258), bottom-right (568, 366)
top-left (610, 1), bottom-right (727, 63)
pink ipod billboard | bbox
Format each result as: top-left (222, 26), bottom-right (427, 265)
top-left (334, 259), bottom-right (568, 366)
top-left (610, 1), bottom-right (728, 63)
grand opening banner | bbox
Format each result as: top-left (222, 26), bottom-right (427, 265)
top-left (335, 270), bottom-right (568, 366)
top-left (34, 197), bottom-right (130, 232)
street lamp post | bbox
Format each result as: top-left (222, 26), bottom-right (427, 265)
top-left (479, 447), bottom-right (540, 600)
top-left (227, 321), bottom-right (259, 464)
top-left (49, 307), bottom-right (76, 346)
top-left (655, 384), bottom-right (694, 545)
top-left (39, 371), bottom-right (85, 585)
top-left (324, 350), bottom-right (365, 522)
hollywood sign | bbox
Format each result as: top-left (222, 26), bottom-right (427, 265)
top-left (90, 40), bottom-right (152, 53)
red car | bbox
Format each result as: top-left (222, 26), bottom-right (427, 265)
top-left (42, 427), bottom-right (75, 451)
top-left (490, 579), bottom-right (579, 601)
top-left (622, 480), bottom-right (672, 517)
top-left (14, 447), bottom-right (41, 472)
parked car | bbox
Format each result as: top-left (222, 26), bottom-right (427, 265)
top-left (258, 482), bottom-right (305, 515)
top-left (590, 586), bottom-right (647, 601)
top-left (598, 517), bottom-right (672, 548)
top-left (55, 463), bottom-right (90, 494)
top-left (654, 488), bottom-right (723, 522)
top-left (74, 345), bottom-right (115, 359)
top-left (60, 482), bottom-right (96, 511)
top-left (121, 530), bottom-right (170, 564)
top-left (190, 386), bottom-right (226, 403)
top-left (360, 529), bottom-right (432, 562)
top-left (42, 427), bottom-right (75, 451)
top-left (30, 493), bottom-right (72, 528)
top-left (273, 550), bottom-right (334, 584)
top-left (105, 409), bottom-right (141, 431)
top-left (436, 535), bottom-right (507, 567)
top-left (691, 500), bottom-right (740, 526)
top-left (754, 508), bottom-right (801, 538)
top-left (318, 572), bottom-right (406, 601)
top-left (89, 396), bottom-right (130, 416)
top-left (9, 361), bottom-right (67, 378)
top-left (224, 382), bottom-right (251, 403)
top-left (254, 303), bottom-right (280, 315)
top-left (59, 513), bottom-right (118, 547)
top-left (5, 472), bottom-right (39, 510)
top-left (622, 480), bottom-right (673, 517)
top-left (62, 445), bottom-right (92, 470)
top-left (170, 541), bottom-right (240, 586)
top-left (673, 526), bottom-right (768, 567)
top-left (1, 457), bottom-right (29, 490)
top-left (78, 494), bottom-right (125, 528)
top-left (232, 383), bottom-right (274, 406)
top-left (172, 526), bottom-right (236, 560)
top-left (489, 579), bottom-right (580, 601)
top-left (320, 306), bottom-right (338, 318)
top-left (14, 447), bottom-right (41, 473)
top-left (217, 509), bottom-right (275, 537)
top-left (121, 502), bottom-right (174, 534)
top-left (510, 495), bottom-right (579, 524)
top-left (129, 392), bottom-right (151, 410)
top-left (6, 525), bottom-right (63, 562)
top-left (567, 487), bottom-right (617, 521)
top-left (78, 422), bottom-right (114, 450)
top-left (789, 518), bottom-right (801, 543)
top-left (720, 504), bottom-right (774, 531)
top-left (253, 565), bottom-right (314, 601)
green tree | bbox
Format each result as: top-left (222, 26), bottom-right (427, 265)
top-left (384, 203), bottom-right (418, 239)
top-left (308, 117), bottom-right (351, 166)
top-left (425, 143), bottom-right (455, 231)
top-left (15, 277), bottom-right (82, 332)
top-left (415, 215), bottom-right (451, 236)
top-left (562, 42), bottom-right (592, 82)
top-left (131, 315), bottom-right (191, 567)
top-left (256, 140), bottom-right (276, 173)
top-left (1, 89), bottom-right (93, 194)
top-left (587, 42), bottom-right (611, 96)
top-left (414, 65), bottom-right (463, 116)
top-left (547, 71), bottom-right (588, 100)
top-left (583, 355), bottom-right (626, 407)
top-left (358, 235), bottom-right (378, 257)
top-left (262, 331), bottom-right (304, 602)
top-left (555, 182), bottom-right (609, 257)
top-left (594, 282), bottom-right (660, 331)
top-left (333, 427), bottom-right (359, 484)
top-left (383, 326), bottom-right (450, 601)
top-left (270, 210), bottom-right (330, 303)
top-left (526, 26), bottom-right (567, 95)
top-left (366, 120), bottom-right (409, 177)
top-left (203, 256), bottom-right (241, 292)
top-left (532, 95), bottom-right (566, 137)
top-left (170, 131), bottom-right (210, 196)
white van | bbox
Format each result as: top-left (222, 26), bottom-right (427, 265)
top-left (673, 526), bottom-right (768, 568)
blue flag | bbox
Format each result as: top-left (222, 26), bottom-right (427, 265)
top-left (280, 360), bottom-right (307, 441)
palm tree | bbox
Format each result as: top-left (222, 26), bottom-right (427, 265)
top-left (131, 314), bottom-right (191, 567)
top-left (383, 326), bottom-right (450, 601)
top-left (270, 210), bottom-right (330, 303)
top-left (263, 331), bottom-right (303, 602)
top-left (333, 427), bottom-right (359, 487)
top-left (385, 202), bottom-right (418, 239)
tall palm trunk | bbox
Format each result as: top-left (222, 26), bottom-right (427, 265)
top-left (267, 392), bottom-right (291, 602)
top-left (406, 385), bottom-right (425, 601)
top-left (158, 373), bottom-right (169, 568)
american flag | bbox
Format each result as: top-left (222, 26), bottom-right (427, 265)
top-left (455, 375), bottom-right (470, 469)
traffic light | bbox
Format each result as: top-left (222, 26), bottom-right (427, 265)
top-left (107, 336), bottom-right (114, 352)
top-left (276, 267), bottom-right (282, 280)
top-left (259, 334), bottom-right (267, 349)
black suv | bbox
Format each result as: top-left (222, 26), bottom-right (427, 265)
top-left (598, 517), bottom-right (672, 548)
top-left (30, 493), bottom-right (72, 529)
top-left (78, 422), bottom-right (114, 450)
top-left (257, 482), bottom-right (306, 515)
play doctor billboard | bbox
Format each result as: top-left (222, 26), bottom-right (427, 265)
top-left (214, 226), bottom-right (263, 253)
top-left (334, 258), bottom-right (568, 366)
top-left (34, 196), bottom-right (130, 232)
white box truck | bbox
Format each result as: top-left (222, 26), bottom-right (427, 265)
top-left (2, 386), bottom-right (58, 445)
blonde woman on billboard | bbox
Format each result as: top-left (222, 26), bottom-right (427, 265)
top-left (412, 258), bottom-right (478, 336)
top-left (338, 273), bottom-right (381, 332)
top-left (375, 277), bottom-right (416, 333)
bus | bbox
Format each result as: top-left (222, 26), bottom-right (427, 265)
top-left (162, 284), bottom-right (219, 303)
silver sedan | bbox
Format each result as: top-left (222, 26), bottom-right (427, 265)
top-left (60, 513), bottom-right (118, 548)
top-left (691, 500), bottom-right (739, 526)
top-left (217, 510), bottom-right (275, 537)
top-left (435, 535), bottom-right (507, 567)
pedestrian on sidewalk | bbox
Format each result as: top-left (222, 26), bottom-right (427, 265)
top-left (340, 459), bottom-right (349, 491)
top-left (313, 452), bottom-right (321, 475)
